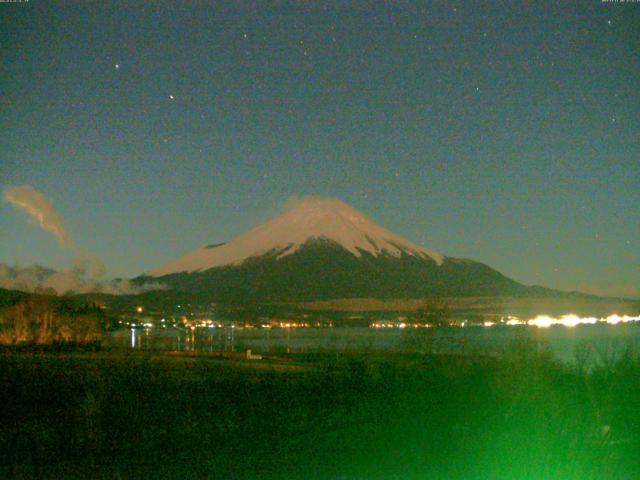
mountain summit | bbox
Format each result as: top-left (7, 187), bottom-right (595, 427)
top-left (149, 197), bottom-right (443, 277)
top-left (144, 197), bottom-right (529, 301)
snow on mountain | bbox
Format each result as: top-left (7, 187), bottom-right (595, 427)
top-left (148, 197), bottom-right (443, 277)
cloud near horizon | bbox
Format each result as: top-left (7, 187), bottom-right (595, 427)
top-left (0, 263), bottom-right (166, 296)
top-left (3, 185), bottom-right (166, 295)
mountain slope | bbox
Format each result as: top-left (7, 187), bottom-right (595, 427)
top-left (148, 197), bottom-right (443, 276)
top-left (145, 238), bottom-right (526, 302)
top-left (143, 197), bottom-right (529, 301)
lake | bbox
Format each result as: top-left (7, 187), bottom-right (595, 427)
top-left (112, 323), bottom-right (640, 365)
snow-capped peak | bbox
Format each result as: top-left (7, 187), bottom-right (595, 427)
top-left (148, 197), bottom-right (443, 276)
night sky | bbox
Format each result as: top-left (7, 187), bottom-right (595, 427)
top-left (1, 1), bottom-right (639, 297)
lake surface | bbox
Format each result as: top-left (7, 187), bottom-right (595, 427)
top-left (112, 323), bottom-right (640, 365)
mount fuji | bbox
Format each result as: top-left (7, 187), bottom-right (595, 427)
top-left (142, 197), bottom-right (531, 301)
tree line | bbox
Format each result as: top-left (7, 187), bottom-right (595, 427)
top-left (0, 295), bottom-right (108, 347)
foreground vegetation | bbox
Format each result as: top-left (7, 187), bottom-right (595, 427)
top-left (0, 296), bottom-right (109, 348)
top-left (1, 339), bottom-right (639, 479)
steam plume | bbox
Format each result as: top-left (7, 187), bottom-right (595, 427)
top-left (4, 185), bottom-right (73, 248)
top-left (3, 185), bottom-right (166, 295)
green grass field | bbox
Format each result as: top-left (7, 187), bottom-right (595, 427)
top-left (1, 345), bottom-right (639, 479)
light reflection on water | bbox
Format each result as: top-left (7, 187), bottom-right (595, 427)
top-left (112, 323), bottom-right (640, 365)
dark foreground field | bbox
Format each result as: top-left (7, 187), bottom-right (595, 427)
top-left (1, 342), bottom-right (640, 479)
